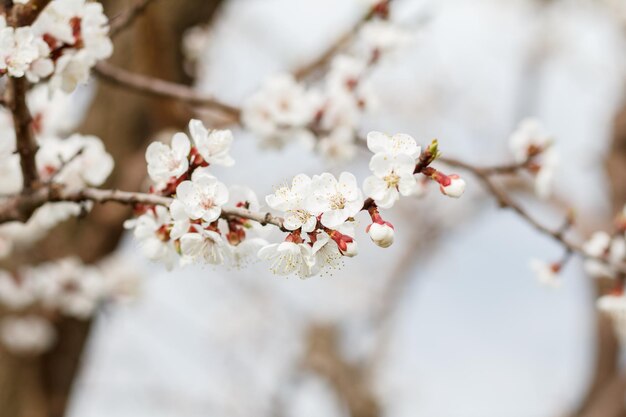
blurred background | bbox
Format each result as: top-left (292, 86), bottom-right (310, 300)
top-left (3, 0), bottom-right (626, 416)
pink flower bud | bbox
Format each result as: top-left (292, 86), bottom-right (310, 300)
top-left (367, 222), bottom-right (394, 248)
top-left (440, 175), bottom-right (465, 198)
top-left (343, 240), bottom-right (358, 257)
top-left (329, 230), bottom-right (358, 257)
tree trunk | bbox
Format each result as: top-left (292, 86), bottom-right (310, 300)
top-left (0, 1), bottom-right (225, 416)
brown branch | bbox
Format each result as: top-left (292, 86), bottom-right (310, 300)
top-left (439, 156), bottom-right (592, 260)
top-left (7, 0), bottom-right (51, 27)
top-left (7, 77), bottom-right (40, 192)
top-left (293, 27), bottom-right (360, 81)
top-left (0, 151), bottom-right (616, 272)
top-left (108, 0), bottom-right (159, 38)
top-left (293, 0), bottom-right (392, 81)
top-left (94, 61), bottom-right (241, 120)
top-left (303, 325), bottom-right (380, 417)
top-left (4, 1), bottom-right (53, 193)
top-left (0, 185), bottom-right (287, 230)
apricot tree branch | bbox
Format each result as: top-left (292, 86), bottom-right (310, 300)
top-left (293, 0), bottom-right (392, 81)
top-left (7, 70), bottom-right (40, 192)
top-left (0, 185), bottom-right (286, 230)
top-left (5, 0), bottom-right (54, 192)
top-left (439, 156), bottom-right (585, 257)
top-left (94, 61), bottom-right (241, 120)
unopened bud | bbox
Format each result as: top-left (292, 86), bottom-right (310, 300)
top-left (440, 174), bottom-right (465, 198)
top-left (367, 222), bottom-right (394, 248)
top-left (343, 240), bottom-right (358, 257)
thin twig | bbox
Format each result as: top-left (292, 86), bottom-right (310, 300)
top-left (7, 77), bottom-right (40, 191)
top-left (293, 0), bottom-right (391, 81)
top-left (439, 156), bottom-right (585, 256)
top-left (45, 147), bottom-right (85, 185)
top-left (108, 0), bottom-right (159, 38)
top-left (5, 1), bottom-right (53, 192)
top-left (0, 185), bottom-right (286, 230)
top-left (293, 27), bottom-right (360, 81)
top-left (94, 61), bottom-right (241, 120)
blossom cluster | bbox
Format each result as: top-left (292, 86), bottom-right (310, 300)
top-left (0, 84), bottom-right (114, 258)
top-left (0, 255), bottom-right (140, 355)
top-left (0, 0), bottom-right (112, 92)
top-left (529, 204), bottom-right (626, 340)
top-left (241, 5), bottom-right (411, 163)
top-left (128, 119), bottom-right (262, 270)
top-left (128, 120), bottom-right (465, 278)
top-left (509, 118), bottom-right (558, 199)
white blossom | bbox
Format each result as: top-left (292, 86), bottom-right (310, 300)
top-left (308, 232), bottom-right (344, 276)
top-left (356, 20), bottom-right (412, 58)
top-left (125, 206), bottom-right (178, 270)
top-left (36, 133), bottom-right (114, 190)
top-left (529, 259), bottom-right (561, 288)
top-left (0, 272), bottom-right (36, 310)
top-left (98, 255), bottom-right (142, 304)
top-left (146, 132), bottom-right (191, 184)
top-left (228, 185), bottom-right (269, 235)
top-left (317, 55), bottom-right (376, 130)
top-left (48, 51), bottom-right (93, 93)
top-left (27, 85), bottom-right (78, 136)
top-left (33, 0), bottom-right (113, 92)
top-left (597, 293), bottom-right (626, 341)
top-left (363, 153), bottom-right (422, 208)
top-left (175, 167), bottom-right (229, 223)
top-left (308, 172), bottom-right (364, 229)
top-left (266, 174), bottom-right (317, 233)
top-left (258, 241), bottom-right (314, 278)
top-left (0, 202), bottom-right (83, 258)
top-left (582, 232), bottom-right (626, 279)
top-left (226, 237), bottom-right (268, 269)
top-left (366, 131), bottom-right (421, 159)
top-left (317, 127), bottom-right (357, 164)
top-left (33, 258), bottom-right (105, 319)
top-left (326, 54), bottom-right (368, 93)
top-left (0, 316), bottom-right (56, 355)
top-left (182, 25), bottom-right (212, 70)
top-left (0, 124), bottom-right (23, 194)
top-left (242, 74), bottom-right (316, 147)
top-left (169, 199), bottom-right (191, 240)
top-left (534, 148), bottom-right (559, 199)
top-left (583, 232), bottom-right (613, 278)
top-left (610, 237), bottom-right (626, 265)
top-left (25, 38), bottom-right (54, 83)
top-left (316, 87), bottom-right (362, 132)
top-left (180, 228), bottom-right (225, 265)
top-left (0, 17), bottom-right (49, 78)
top-left (0, 256), bottom-right (142, 323)
top-left (584, 232), bottom-right (611, 257)
top-left (188, 119), bottom-right (234, 167)
top-left (509, 118), bottom-right (553, 163)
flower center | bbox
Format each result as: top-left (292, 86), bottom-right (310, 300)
top-left (295, 209), bottom-right (311, 222)
top-left (200, 194), bottom-right (215, 210)
top-left (384, 172), bottom-right (400, 188)
top-left (167, 157), bottom-right (181, 171)
top-left (329, 193), bottom-right (346, 210)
